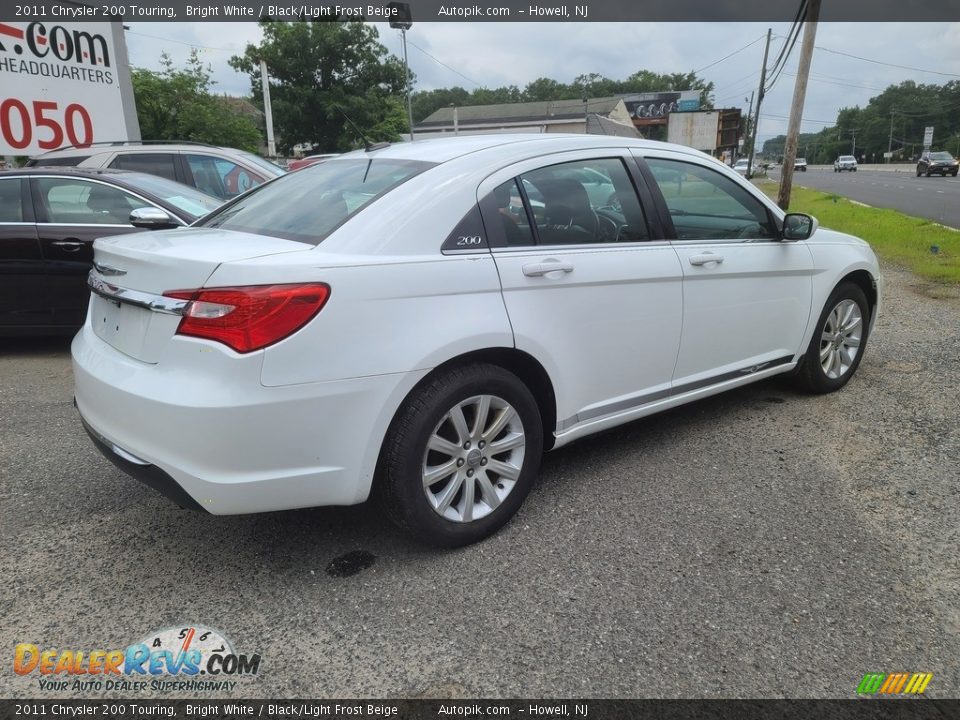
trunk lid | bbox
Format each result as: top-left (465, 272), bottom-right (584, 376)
top-left (88, 228), bottom-right (310, 363)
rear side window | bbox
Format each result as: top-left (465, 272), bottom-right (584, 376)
top-left (198, 159), bottom-right (434, 245)
top-left (0, 178), bottom-right (23, 221)
top-left (110, 153), bottom-right (178, 182)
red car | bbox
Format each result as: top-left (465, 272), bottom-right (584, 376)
top-left (287, 154), bottom-right (339, 172)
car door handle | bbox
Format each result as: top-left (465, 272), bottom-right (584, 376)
top-left (688, 253), bottom-right (724, 266)
top-left (522, 261), bottom-right (574, 277)
top-left (51, 241), bottom-right (84, 252)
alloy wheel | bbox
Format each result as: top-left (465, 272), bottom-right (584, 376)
top-left (819, 299), bottom-right (863, 379)
top-left (421, 394), bottom-right (526, 523)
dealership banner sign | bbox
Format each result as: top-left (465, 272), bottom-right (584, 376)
top-left (0, 20), bottom-right (139, 155)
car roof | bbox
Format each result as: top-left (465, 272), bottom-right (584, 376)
top-left (334, 134), bottom-right (712, 165)
top-left (30, 143), bottom-right (246, 158)
top-left (2, 166), bottom-right (136, 177)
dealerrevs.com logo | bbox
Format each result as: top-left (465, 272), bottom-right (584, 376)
top-left (0, 21), bottom-right (111, 67)
top-left (13, 626), bottom-right (262, 693)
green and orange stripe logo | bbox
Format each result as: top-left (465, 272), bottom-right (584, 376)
top-left (857, 672), bottom-right (933, 695)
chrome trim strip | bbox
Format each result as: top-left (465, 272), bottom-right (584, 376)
top-left (556, 355), bottom-right (795, 432)
top-left (87, 270), bottom-right (189, 316)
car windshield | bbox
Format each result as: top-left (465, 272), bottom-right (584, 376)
top-left (796, 158), bottom-right (806, 162)
top-left (197, 158), bottom-right (434, 244)
top-left (236, 151), bottom-right (287, 176)
top-left (119, 172), bottom-right (222, 218)
top-left (840, 156), bottom-right (855, 161)
top-left (930, 152), bottom-right (954, 161)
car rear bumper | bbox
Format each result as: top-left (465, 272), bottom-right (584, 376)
top-left (72, 324), bottom-right (423, 515)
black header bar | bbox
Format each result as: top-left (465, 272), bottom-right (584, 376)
top-left (1, 0), bottom-right (959, 22)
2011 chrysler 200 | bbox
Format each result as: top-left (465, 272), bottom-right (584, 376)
top-left (73, 135), bottom-right (881, 547)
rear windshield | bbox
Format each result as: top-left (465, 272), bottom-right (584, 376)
top-left (197, 158), bottom-right (434, 245)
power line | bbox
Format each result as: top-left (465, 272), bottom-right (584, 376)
top-left (125, 29), bottom-right (241, 53)
top-left (764, 0), bottom-right (806, 88)
top-left (405, 38), bottom-right (485, 88)
top-left (773, 34), bottom-right (960, 78)
top-left (693, 35), bottom-right (766, 74)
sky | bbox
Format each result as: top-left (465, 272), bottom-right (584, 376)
top-left (123, 21), bottom-right (960, 150)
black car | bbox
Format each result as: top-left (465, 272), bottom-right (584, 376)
top-left (916, 151), bottom-right (959, 177)
top-left (0, 168), bottom-right (221, 335)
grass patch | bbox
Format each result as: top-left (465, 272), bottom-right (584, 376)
top-left (758, 182), bottom-right (960, 284)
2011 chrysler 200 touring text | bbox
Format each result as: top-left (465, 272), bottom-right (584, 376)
top-left (73, 135), bottom-right (881, 547)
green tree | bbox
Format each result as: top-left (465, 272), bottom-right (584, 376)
top-left (230, 20), bottom-right (408, 153)
top-left (131, 51), bottom-right (262, 152)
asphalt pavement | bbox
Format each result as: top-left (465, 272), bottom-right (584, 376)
top-left (1, 263), bottom-right (958, 699)
top-left (769, 166), bottom-right (960, 229)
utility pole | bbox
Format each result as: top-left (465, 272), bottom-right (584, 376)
top-left (747, 29), bottom-right (772, 179)
top-left (742, 91), bottom-right (754, 162)
top-left (388, 3), bottom-right (414, 140)
top-left (887, 110), bottom-right (895, 164)
top-left (778, 0), bottom-right (821, 211)
top-left (259, 59), bottom-right (276, 158)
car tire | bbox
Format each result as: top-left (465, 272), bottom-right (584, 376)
top-left (926, 170), bottom-right (932, 177)
top-left (792, 282), bottom-right (870, 395)
top-left (917, 167), bottom-right (922, 177)
top-left (377, 363), bottom-right (543, 547)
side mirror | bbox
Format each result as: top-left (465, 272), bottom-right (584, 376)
top-left (129, 207), bottom-right (178, 230)
top-left (782, 212), bottom-right (818, 241)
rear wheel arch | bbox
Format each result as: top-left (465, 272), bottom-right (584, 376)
top-left (407, 348), bottom-right (558, 451)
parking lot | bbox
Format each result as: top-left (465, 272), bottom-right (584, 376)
top-left (1, 261), bottom-right (958, 699)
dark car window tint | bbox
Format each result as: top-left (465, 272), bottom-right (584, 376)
top-left (35, 178), bottom-right (148, 225)
top-left (513, 158), bottom-right (649, 246)
top-left (29, 156), bottom-right (90, 167)
top-left (0, 178), bottom-right (23, 222)
top-left (198, 159), bottom-right (434, 245)
top-left (645, 158), bottom-right (774, 241)
top-left (110, 153), bottom-right (178, 182)
top-left (185, 154), bottom-right (265, 199)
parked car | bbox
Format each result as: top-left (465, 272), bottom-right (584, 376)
top-left (733, 158), bottom-right (751, 176)
top-left (916, 151), bottom-right (959, 177)
top-left (27, 142), bottom-right (285, 200)
top-left (288, 153), bottom-right (340, 172)
top-left (794, 157), bottom-right (808, 172)
top-left (834, 155), bottom-right (858, 172)
top-left (73, 135), bottom-right (881, 547)
top-left (0, 168), bottom-right (220, 335)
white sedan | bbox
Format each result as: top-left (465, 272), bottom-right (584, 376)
top-left (73, 135), bottom-right (881, 547)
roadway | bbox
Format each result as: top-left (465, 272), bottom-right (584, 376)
top-left (768, 166), bottom-right (960, 229)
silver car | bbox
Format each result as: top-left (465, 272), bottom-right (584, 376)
top-left (27, 141), bottom-right (285, 201)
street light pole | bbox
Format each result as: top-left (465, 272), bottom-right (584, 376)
top-left (388, 3), bottom-right (415, 140)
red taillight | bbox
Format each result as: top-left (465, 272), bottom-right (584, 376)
top-left (164, 284), bottom-right (330, 353)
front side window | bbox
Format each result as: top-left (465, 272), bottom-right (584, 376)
top-left (645, 158), bottom-right (775, 241)
top-left (197, 158), bottom-right (434, 245)
top-left (495, 157), bottom-right (649, 247)
top-left (35, 178), bottom-right (149, 225)
top-left (185, 154), bottom-right (266, 199)
top-left (0, 178), bottom-right (23, 222)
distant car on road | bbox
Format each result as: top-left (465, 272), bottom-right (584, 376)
top-left (916, 151), bottom-right (959, 177)
top-left (834, 155), bottom-right (858, 172)
top-left (794, 157), bottom-right (808, 172)
top-left (27, 142), bottom-right (286, 201)
top-left (0, 167), bottom-right (220, 335)
top-left (733, 159), bottom-right (750, 176)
